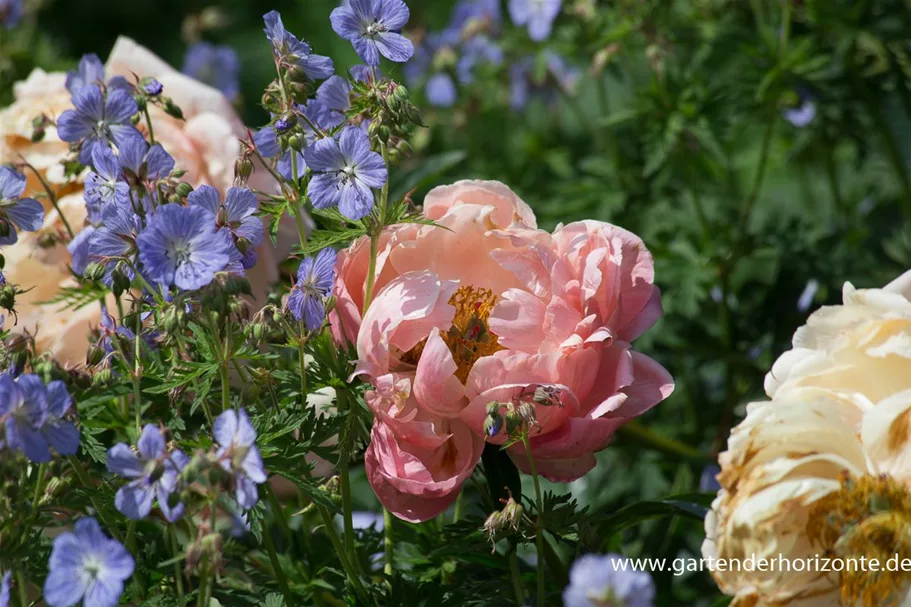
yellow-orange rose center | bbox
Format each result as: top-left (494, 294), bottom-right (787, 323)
top-left (402, 285), bottom-right (504, 383)
top-left (807, 472), bottom-right (911, 607)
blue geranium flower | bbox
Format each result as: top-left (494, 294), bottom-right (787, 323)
top-left (331, 0), bottom-right (414, 66)
top-left (0, 166), bottom-right (44, 245)
top-left (1, 0), bottom-right (22, 29)
top-left (56, 85), bottom-right (144, 165)
top-left (65, 53), bottom-right (131, 95)
top-left (43, 518), bottom-right (135, 607)
top-left (214, 408), bottom-right (267, 509)
top-left (182, 42), bottom-right (241, 100)
top-left (509, 0), bottom-right (562, 42)
top-left (107, 424), bottom-right (188, 521)
top-left (264, 10), bottom-right (334, 80)
top-left (0, 570), bottom-right (10, 607)
top-left (254, 100), bottom-right (344, 181)
top-left (118, 138), bottom-right (175, 184)
top-left (84, 147), bottom-right (129, 224)
top-left (288, 247), bottom-right (337, 330)
top-left (563, 553), bottom-right (655, 607)
top-left (0, 374), bottom-right (77, 463)
top-left (137, 204), bottom-right (234, 291)
top-left (88, 202), bottom-right (142, 286)
top-left (188, 185), bottom-right (264, 270)
top-left (304, 126), bottom-right (387, 220)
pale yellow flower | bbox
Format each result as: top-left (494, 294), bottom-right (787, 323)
top-left (705, 271), bottom-right (911, 607)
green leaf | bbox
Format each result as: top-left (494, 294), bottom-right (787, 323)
top-left (592, 493), bottom-right (714, 541)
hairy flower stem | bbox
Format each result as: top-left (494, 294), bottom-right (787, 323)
top-left (383, 508), bottom-right (394, 576)
top-left (133, 308), bottom-right (142, 434)
top-left (290, 150), bottom-right (309, 248)
top-left (522, 434), bottom-right (546, 607)
top-left (362, 144), bottom-right (390, 313)
top-left (170, 527), bottom-right (186, 607)
top-left (143, 107), bottom-right (156, 145)
top-left (317, 504), bottom-right (372, 603)
top-left (19, 158), bottom-right (74, 239)
top-left (30, 463), bottom-right (47, 519)
top-left (508, 548), bottom-right (526, 606)
top-left (297, 321), bottom-right (308, 408)
top-left (336, 391), bottom-right (359, 572)
top-left (16, 569), bottom-right (27, 607)
top-left (618, 421), bottom-right (708, 461)
top-left (262, 519), bottom-right (297, 607)
top-left (207, 312), bottom-right (230, 414)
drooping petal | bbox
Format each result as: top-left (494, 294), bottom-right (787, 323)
top-left (6, 198), bottom-right (44, 231)
top-left (115, 480), bottom-right (155, 520)
top-left (106, 443), bottom-right (144, 478)
top-left (137, 424), bottom-right (165, 460)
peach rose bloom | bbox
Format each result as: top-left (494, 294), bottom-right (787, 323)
top-left (334, 180), bottom-right (673, 522)
top-left (0, 37), bottom-right (296, 366)
top-left (704, 270), bottom-right (911, 607)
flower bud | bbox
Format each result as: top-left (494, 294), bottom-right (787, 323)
top-left (501, 496), bottom-right (524, 531)
top-left (130, 113), bottom-right (142, 125)
top-left (142, 78), bottom-right (164, 96)
top-left (86, 341), bottom-right (106, 367)
top-left (84, 262), bottom-right (107, 281)
top-left (163, 97), bottom-right (184, 120)
top-left (31, 126), bottom-right (46, 143)
top-left (92, 366), bottom-right (113, 385)
top-left (175, 182), bottom-right (194, 198)
top-left (0, 285), bottom-right (16, 311)
top-left (234, 157), bottom-right (253, 183)
top-left (516, 402), bottom-right (537, 427)
top-left (275, 113), bottom-right (296, 133)
top-left (484, 413), bottom-right (503, 437)
top-left (288, 134), bottom-right (305, 152)
top-left (111, 265), bottom-right (132, 298)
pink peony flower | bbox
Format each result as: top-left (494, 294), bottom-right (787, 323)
top-left (334, 180), bottom-right (674, 522)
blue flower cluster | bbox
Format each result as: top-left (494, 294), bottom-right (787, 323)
top-left (403, 0), bottom-right (573, 109)
top-left (254, 10), bottom-right (401, 223)
top-left (182, 42), bottom-right (241, 100)
top-left (57, 55), bottom-right (265, 297)
top-left (0, 373), bottom-right (78, 463)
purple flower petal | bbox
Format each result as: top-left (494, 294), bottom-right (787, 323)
top-left (0, 166), bottom-right (26, 199)
top-left (115, 480), bottom-right (155, 520)
top-left (106, 443), bottom-right (144, 478)
top-left (187, 184), bottom-right (222, 215)
top-left (137, 424), bottom-right (165, 460)
top-left (6, 198), bottom-right (44, 231)
top-left (374, 32), bottom-right (414, 63)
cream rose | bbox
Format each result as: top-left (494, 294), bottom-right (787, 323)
top-left (704, 271), bottom-right (911, 607)
top-left (764, 274), bottom-right (911, 403)
top-left (0, 37), bottom-right (297, 367)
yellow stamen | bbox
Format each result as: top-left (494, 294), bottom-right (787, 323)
top-left (401, 285), bottom-right (504, 383)
top-left (807, 472), bottom-right (911, 607)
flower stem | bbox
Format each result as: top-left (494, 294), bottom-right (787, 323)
top-left (143, 106), bottom-right (156, 144)
top-left (362, 144), bottom-right (390, 313)
top-left (618, 421), bottom-right (709, 461)
top-left (133, 308), bottom-right (143, 435)
top-left (383, 508), bottom-right (394, 576)
top-left (297, 322), bottom-right (308, 408)
top-left (262, 519), bottom-right (297, 607)
top-left (30, 463), bottom-right (47, 522)
top-left (19, 158), bottom-right (74, 239)
top-left (336, 391), bottom-right (358, 570)
top-left (452, 490), bottom-right (464, 524)
top-left (521, 434), bottom-right (547, 607)
top-left (317, 504), bottom-right (372, 603)
top-left (16, 569), bottom-right (28, 607)
top-left (170, 527), bottom-right (186, 607)
top-left (737, 117), bottom-right (775, 235)
top-left (508, 548), bottom-right (526, 606)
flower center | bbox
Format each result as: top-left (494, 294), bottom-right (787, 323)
top-left (588, 587), bottom-right (626, 607)
top-left (169, 240), bottom-right (193, 265)
top-left (82, 554), bottom-right (103, 580)
top-left (364, 22), bottom-right (387, 37)
top-left (807, 472), bottom-right (911, 607)
top-left (93, 120), bottom-right (110, 138)
top-left (401, 285), bottom-right (504, 383)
